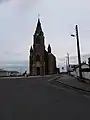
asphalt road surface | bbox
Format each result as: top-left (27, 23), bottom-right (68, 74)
top-left (0, 76), bottom-right (90, 120)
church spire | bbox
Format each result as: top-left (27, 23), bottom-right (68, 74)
top-left (30, 46), bottom-right (33, 53)
top-left (48, 44), bottom-right (51, 53)
top-left (34, 16), bottom-right (43, 36)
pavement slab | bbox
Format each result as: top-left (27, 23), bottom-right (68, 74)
top-left (57, 74), bottom-right (90, 92)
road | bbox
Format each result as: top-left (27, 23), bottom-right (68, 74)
top-left (0, 75), bottom-right (90, 120)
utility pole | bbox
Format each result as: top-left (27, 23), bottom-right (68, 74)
top-left (66, 60), bottom-right (68, 72)
top-left (67, 53), bottom-right (70, 74)
top-left (75, 25), bottom-right (82, 79)
top-left (67, 53), bottom-right (69, 66)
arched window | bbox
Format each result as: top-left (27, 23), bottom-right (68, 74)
top-left (36, 55), bottom-right (40, 61)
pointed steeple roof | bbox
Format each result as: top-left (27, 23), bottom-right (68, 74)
top-left (30, 46), bottom-right (33, 52)
top-left (48, 44), bottom-right (51, 53)
top-left (37, 18), bottom-right (41, 27)
top-left (34, 18), bottom-right (43, 35)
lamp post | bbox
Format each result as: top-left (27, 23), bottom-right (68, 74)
top-left (66, 60), bottom-right (68, 72)
top-left (66, 53), bottom-right (70, 74)
top-left (67, 53), bottom-right (70, 67)
top-left (71, 25), bottom-right (82, 79)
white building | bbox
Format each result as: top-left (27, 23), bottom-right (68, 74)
top-left (70, 63), bottom-right (90, 80)
top-left (0, 69), bottom-right (20, 77)
top-left (0, 69), bottom-right (9, 77)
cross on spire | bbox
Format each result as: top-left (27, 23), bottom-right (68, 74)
top-left (38, 14), bottom-right (40, 19)
top-left (34, 14), bottom-right (44, 36)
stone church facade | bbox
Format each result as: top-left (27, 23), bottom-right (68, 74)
top-left (29, 18), bottom-right (57, 76)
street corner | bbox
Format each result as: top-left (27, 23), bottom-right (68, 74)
top-left (48, 75), bottom-right (60, 82)
top-left (56, 77), bottom-right (90, 94)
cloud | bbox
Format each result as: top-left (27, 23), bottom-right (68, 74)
top-left (2, 0), bottom-right (40, 16)
top-left (0, 0), bottom-right (9, 4)
top-left (8, 0), bottom-right (39, 8)
top-left (14, 53), bottom-right (21, 56)
top-left (3, 51), bottom-right (10, 55)
top-left (0, 0), bottom-right (39, 13)
top-left (3, 52), bottom-right (21, 56)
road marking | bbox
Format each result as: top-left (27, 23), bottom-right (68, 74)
top-left (0, 77), bottom-right (24, 80)
top-left (0, 75), bottom-right (58, 80)
top-left (47, 83), bottom-right (68, 91)
top-left (83, 95), bottom-right (90, 99)
top-left (48, 76), bottom-right (60, 82)
top-left (47, 83), bottom-right (87, 96)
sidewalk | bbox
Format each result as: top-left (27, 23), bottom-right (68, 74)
top-left (57, 74), bottom-right (90, 92)
top-left (0, 74), bottom-right (59, 80)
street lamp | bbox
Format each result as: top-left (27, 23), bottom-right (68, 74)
top-left (71, 25), bottom-right (82, 79)
top-left (67, 53), bottom-right (70, 66)
top-left (71, 34), bottom-right (75, 37)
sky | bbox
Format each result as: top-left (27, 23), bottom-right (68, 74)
top-left (0, 0), bottom-right (90, 65)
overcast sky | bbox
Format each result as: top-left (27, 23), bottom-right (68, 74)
top-left (0, 0), bottom-right (90, 63)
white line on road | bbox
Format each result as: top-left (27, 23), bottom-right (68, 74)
top-left (0, 76), bottom-right (24, 80)
top-left (48, 76), bottom-right (60, 82)
top-left (83, 95), bottom-right (90, 99)
top-left (0, 75), bottom-right (58, 80)
top-left (47, 83), bottom-right (67, 91)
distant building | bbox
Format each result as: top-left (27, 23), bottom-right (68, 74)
top-left (88, 57), bottom-right (90, 68)
top-left (0, 69), bottom-right (20, 77)
top-left (0, 69), bottom-right (8, 77)
top-left (67, 64), bottom-right (78, 72)
top-left (9, 71), bottom-right (20, 76)
top-left (29, 18), bottom-right (57, 76)
top-left (70, 62), bottom-right (90, 78)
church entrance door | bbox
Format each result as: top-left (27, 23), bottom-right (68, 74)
top-left (36, 67), bottom-right (40, 75)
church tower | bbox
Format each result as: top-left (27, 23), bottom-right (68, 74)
top-left (30, 18), bottom-right (45, 76)
top-left (29, 46), bottom-right (33, 75)
top-left (29, 17), bottom-right (57, 76)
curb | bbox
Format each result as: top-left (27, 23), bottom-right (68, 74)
top-left (77, 77), bottom-right (90, 84)
top-left (48, 75), bottom-right (60, 82)
top-left (56, 80), bottom-right (90, 93)
top-left (69, 74), bottom-right (90, 85)
top-left (0, 74), bottom-right (58, 80)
